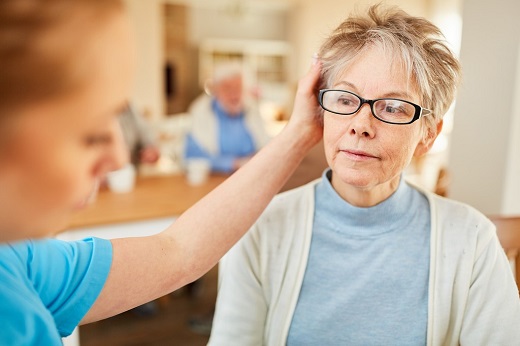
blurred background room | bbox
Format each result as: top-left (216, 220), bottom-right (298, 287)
top-left (62, 0), bottom-right (520, 344)
top-left (126, 0), bottom-right (467, 194)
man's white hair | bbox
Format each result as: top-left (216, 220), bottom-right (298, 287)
top-left (212, 62), bottom-right (243, 84)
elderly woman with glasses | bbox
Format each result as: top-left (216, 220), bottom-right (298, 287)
top-left (209, 5), bottom-right (520, 345)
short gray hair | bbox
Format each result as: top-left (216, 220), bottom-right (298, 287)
top-left (318, 4), bottom-right (461, 136)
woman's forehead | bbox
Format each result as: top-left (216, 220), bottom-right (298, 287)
top-left (331, 47), bottom-right (420, 101)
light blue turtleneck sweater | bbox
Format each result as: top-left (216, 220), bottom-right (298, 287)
top-left (287, 169), bottom-right (430, 345)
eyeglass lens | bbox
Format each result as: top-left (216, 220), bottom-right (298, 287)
top-left (322, 90), bottom-right (416, 124)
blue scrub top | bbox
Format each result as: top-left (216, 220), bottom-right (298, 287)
top-left (0, 237), bottom-right (112, 345)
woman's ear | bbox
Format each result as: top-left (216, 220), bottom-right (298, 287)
top-left (414, 120), bottom-right (443, 157)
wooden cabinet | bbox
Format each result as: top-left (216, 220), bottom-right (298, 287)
top-left (164, 3), bottom-right (193, 115)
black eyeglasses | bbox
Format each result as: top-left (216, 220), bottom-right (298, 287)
top-left (318, 89), bottom-right (432, 125)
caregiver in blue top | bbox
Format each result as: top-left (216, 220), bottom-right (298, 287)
top-left (0, 0), bottom-right (323, 344)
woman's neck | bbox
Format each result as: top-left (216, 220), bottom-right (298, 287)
top-left (330, 173), bottom-right (401, 207)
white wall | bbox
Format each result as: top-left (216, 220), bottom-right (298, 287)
top-left (502, 46), bottom-right (520, 214)
top-left (428, 0), bottom-right (462, 56)
top-left (124, 0), bottom-right (164, 119)
top-left (449, 0), bottom-right (520, 214)
top-left (189, 6), bottom-right (288, 43)
top-left (287, 0), bottom-right (430, 81)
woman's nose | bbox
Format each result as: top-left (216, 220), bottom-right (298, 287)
top-left (94, 120), bottom-right (129, 179)
top-left (349, 103), bottom-right (376, 138)
top-left (108, 120), bottom-right (130, 171)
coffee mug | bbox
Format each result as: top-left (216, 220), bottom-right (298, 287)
top-left (186, 158), bottom-right (211, 186)
top-left (106, 164), bottom-right (136, 193)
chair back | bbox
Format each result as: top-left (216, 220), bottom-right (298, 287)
top-left (488, 215), bottom-right (520, 293)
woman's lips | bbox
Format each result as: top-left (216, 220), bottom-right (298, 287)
top-left (341, 149), bottom-right (379, 161)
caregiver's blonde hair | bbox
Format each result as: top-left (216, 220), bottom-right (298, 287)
top-left (0, 0), bottom-right (123, 114)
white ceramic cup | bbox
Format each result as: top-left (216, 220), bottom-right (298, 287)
top-left (106, 164), bottom-right (136, 193)
top-left (186, 158), bottom-right (211, 186)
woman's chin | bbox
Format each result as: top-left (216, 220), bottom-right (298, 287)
top-left (45, 217), bottom-right (72, 237)
top-left (73, 198), bottom-right (89, 211)
top-left (3, 220), bottom-right (69, 243)
top-left (331, 168), bottom-right (376, 190)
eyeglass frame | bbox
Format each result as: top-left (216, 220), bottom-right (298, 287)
top-left (318, 89), bottom-right (432, 125)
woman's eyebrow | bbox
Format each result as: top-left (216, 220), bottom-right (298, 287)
top-left (333, 81), bottom-right (357, 90)
top-left (380, 91), bottom-right (414, 100)
top-left (333, 81), bottom-right (414, 101)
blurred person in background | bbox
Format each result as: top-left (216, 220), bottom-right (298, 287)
top-left (184, 63), bottom-right (270, 173)
top-left (119, 102), bottom-right (160, 166)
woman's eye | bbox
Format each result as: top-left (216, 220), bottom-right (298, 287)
top-left (385, 106), bottom-right (401, 113)
top-left (382, 103), bottom-right (408, 115)
top-left (337, 97), bottom-right (356, 106)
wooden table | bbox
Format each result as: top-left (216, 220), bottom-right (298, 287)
top-left (67, 174), bottom-right (227, 230)
top-left (60, 174), bottom-right (227, 346)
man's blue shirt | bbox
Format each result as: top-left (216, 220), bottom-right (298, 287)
top-left (184, 99), bottom-right (256, 173)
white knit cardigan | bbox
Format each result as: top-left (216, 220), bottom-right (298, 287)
top-left (209, 179), bottom-right (520, 346)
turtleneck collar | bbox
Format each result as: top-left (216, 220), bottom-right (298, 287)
top-left (314, 169), bottom-right (416, 236)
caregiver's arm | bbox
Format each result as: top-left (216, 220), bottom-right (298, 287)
top-left (82, 59), bottom-right (322, 323)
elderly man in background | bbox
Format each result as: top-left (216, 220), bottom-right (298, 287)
top-left (119, 102), bottom-right (160, 166)
top-left (184, 63), bottom-right (270, 173)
